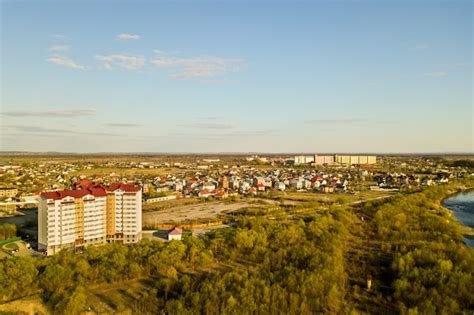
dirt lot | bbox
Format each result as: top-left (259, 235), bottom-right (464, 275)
top-left (143, 201), bottom-right (259, 225)
top-left (0, 295), bottom-right (49, 315)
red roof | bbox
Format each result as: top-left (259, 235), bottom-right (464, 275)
top-left (107, 183), bottom-right (141, 192)
top-left (41, 188), bottom-right (103, 200)
top-left (256, 183), bottom-right (265, 188)
top-left (77, 180), bottom-right (93, 189)
top-left (168, 227), bottom-right (182, 235)
top-left (40, 182), bottom-right (140, 200)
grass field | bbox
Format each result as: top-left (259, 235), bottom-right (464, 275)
top-left (69, 167), bottom-right (183, 177)
top-left (258, 190), bottom-right (393, 204)
top-left (141, 190), bottom-right (394, 225)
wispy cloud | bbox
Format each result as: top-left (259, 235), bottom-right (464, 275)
top-left (150, 56), bottom-right (244, 79)
top-left (106, 123), bottom-right (143, 127)
top-left (48, 45), bottom-right (69, 52)
top-left (47, 55), bottom-right (86, 70)
top-left (95, 54), bottom-right (145, 70)
top-left (3, 125), bottom-right (122, 137)
top-left (116, 33), bottom-right (141, 41)
top-left (198, 116), bottom-right (225, 120)
top-left (2, 109), bottom-right (96, 117)
top-left (50, 34), bottom-right (70, 41)
top-left (305, 118), bottom-right (367, 124)
top-left (180, 122), bottom-right (234, 129)
top-left (167, 129), bottom-right (281, 139)
top-left (429, 71), bottom-right (448, 78)
top-left (153, 49), bottom-right (180, 55)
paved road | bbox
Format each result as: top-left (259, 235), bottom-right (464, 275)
top-left (351, 195), bottom-right (393, 205)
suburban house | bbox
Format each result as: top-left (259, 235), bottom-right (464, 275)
top-left (167, 227), bottom-right (183, 241)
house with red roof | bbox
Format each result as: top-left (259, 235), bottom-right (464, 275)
top-left (167, 227), bottom-right (182, 241)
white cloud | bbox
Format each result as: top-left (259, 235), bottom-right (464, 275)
top-left (150, 56), bottom-right (244, 79)
top-left (95, 54), bottom-right (146, 70)
top-left (48, 45), bottom-right (69, 52)
top-left (430, 71), bottom-right (448, 78)
top-left (153, 49), bottom-right (180, 55)
top-left (2, 109), bottom-right (96, 117)
top-left (47, 55), bottom-right (86, 70)
top-left (50, 34), bottom-right (69, 41)
top-left (116, 33), bottom-right (141, 41)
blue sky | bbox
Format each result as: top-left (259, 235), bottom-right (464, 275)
top-left (1, 0), bottom-right (472, 153)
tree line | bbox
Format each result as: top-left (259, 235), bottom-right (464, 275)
top-left (0, 182), bottom-right (473, 314)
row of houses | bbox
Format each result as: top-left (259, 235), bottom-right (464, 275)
top-left (143, 168), bottom-right (352, 200)
top-left (371, 171), bottom-right (452, 190)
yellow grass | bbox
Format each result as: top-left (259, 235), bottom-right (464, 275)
top-left (0, 295), bottom-right (49, 315)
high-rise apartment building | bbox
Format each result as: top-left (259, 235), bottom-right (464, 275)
top-left (38, 183), bottom-right (142, 255)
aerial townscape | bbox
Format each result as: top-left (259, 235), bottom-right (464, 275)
top-left (0, 153), bottom-right (473, 314)
top-left (1, 0), bottom-right (473, 314)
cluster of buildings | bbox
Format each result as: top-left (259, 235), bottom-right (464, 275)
top-left (371, 171), bottom-right (451, 191)
top-left (0, 187), bottom-right (18, 199)
top-left (144, 168), bottom-right (352, 200)
top-left (38, 181), bottom-right (142, 256)
top-left (294, 154), bottom-right (377, 166)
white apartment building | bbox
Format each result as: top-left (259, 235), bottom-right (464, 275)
top-left (294, 155), bottom-right (315, 165)
top-left (38, 183), bottom-right (142, 256)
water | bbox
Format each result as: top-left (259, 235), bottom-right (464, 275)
top-left (0, 209), bottom-right (37, 226)
top-left (443, 190), bottom-right (474, 247)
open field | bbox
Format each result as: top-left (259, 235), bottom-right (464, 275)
top-left (143, 201), bottom-right (260, 225)
top-left (142, 190), bottom-right (395, 225)
top-left (143, 197), bottom-right (202, 212)
top-left (69, 167), bottom-right (183, 177)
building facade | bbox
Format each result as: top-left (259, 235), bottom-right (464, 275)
top-left (314, 155), bottom-right (335, 165)
top-left (0, 187), bottom-right (18, 198)
top-left (38, 183), bottom-right (142, 256)
top-left (334, 155), bottom-right (377, 165)
top-left (294, 155), bottom-right (315, 165)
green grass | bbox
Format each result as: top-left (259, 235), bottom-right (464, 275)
top-left (4, 242), bottom-right (19, 251)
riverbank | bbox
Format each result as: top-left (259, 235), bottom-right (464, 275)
top-left (441, 185), bottom-right (474, 247)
